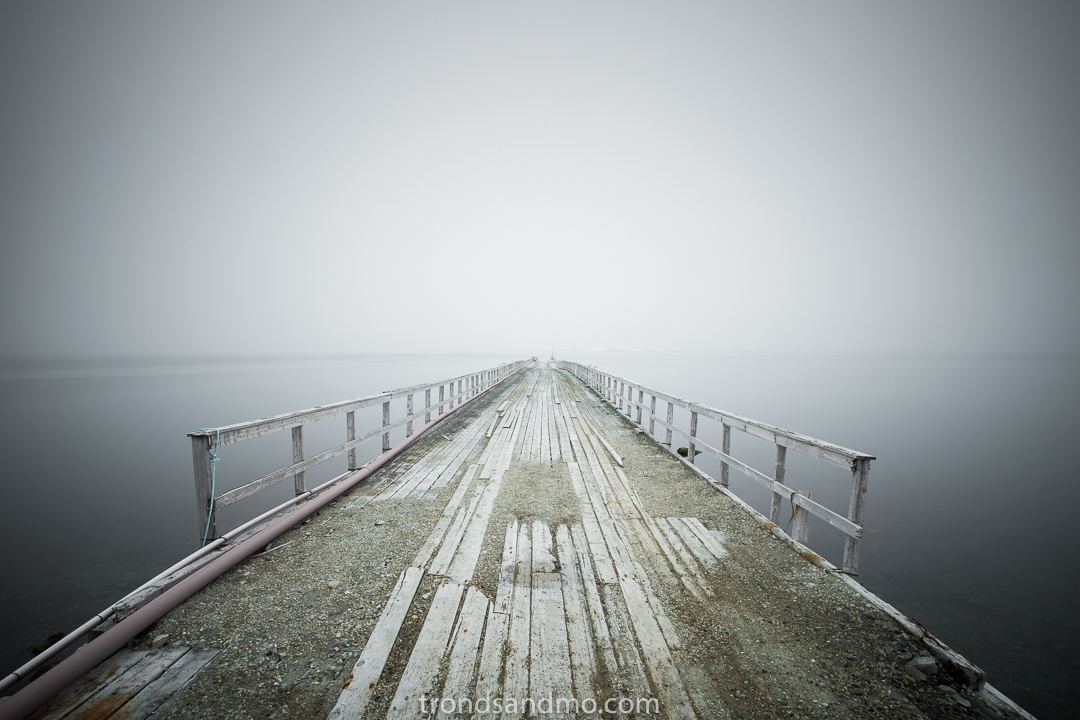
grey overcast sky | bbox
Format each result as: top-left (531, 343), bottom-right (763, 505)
top-left (1, 1), bottom-right (1077, 357)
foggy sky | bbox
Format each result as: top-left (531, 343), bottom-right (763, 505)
top-left (1, 1), bottom-right (1078, 357)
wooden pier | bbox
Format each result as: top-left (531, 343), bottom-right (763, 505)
top-left (11, 362), bottom-right (1033, 720)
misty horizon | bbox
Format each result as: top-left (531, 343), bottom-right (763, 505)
top-left (2, 2), bottom-right (1077, 359)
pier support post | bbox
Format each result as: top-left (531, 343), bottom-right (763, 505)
top-left (843, 459), bottom-right (871, 574)
top-left (649, 396), bottom-right (657, 436)
top-left (665, 402), bottom-right (674, 446)
top-left (425, 388), bottom-right (432, 423)
top-left (382, 401), bottom-right (391, 452)
top-left (721, 424), bottom-right (731, 486)
top-left (688, 411), bottom-right (698, 464)
top-left (439, 385), bottom-right (445, 414)
top-left (292, 425), bottom-right (306, 494)
top-left (793, 491), bottom-right (813, 543)
top-left (636, 389), bottom-right (644, 424)
top-left (347, 411), bottom-right (356, 471)
top-left (191, 435), bottom-right (216, 542)
top-left (407, 394), bottom-right (414, 436)
top-left (771, 445), bottom-right (787, 524)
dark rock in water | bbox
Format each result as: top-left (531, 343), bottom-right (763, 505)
top-left (29, 631), bottom-right (65, 656)
top-left (676, 447), bottom-right (702, 457)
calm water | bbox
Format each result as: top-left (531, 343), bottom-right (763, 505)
top-left (1, 353), bottom-right (1076, 718)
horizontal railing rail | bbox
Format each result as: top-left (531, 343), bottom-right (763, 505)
top-left (557, 360), bottom-right (874, 574)
top-left (189, 359), bottom-right (529, 542)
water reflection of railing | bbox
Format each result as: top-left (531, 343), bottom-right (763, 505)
top-left (557, 360), bottom-right (874, 574)
top-left (188, 360), bottom-right (529, 541)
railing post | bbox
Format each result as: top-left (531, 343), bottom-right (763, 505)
top-left (347, 411), bottom-right (356, 471)
top-left (843, 459), bottom-right (871, 574)
top-left (439, 385), bottom-right (445, 414)
top-left (665, 401), bottom-right (674, 445)
top-left (636, 389), bottom-right (644, 424)
top-left (191, 435), bottom-right (216, 542)
top-left (688, 410), bottom-right (698, 464)
top-left (407, 393), bottom-right (414, 436)
top-left (649, 396), bottom-right (657, 436)
top-left (292, 425), bottom-right (306, 494)
top-left (721, 423), bottom-right (731, 486)
top-left (793, 491), bottom-right (812, 543)
top-left (771, 445), bottom-right (787, 524)
top-left (382, 400), bottom-right (391, 451)
top-left (425, 388), bottom-right (432, 423)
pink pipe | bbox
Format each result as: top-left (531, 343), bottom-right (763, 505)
top-left (0, 365), bottom-right (522, 720)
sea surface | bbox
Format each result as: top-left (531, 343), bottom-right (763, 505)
top-left (1, 352), bottom-right (1076, 718)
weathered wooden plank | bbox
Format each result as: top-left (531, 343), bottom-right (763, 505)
top-left (67, 646), bottom-right (191, 719)
top-left (539, 395), bottom-right (552, 467)
top-left (27, 649), bottom-right (149, 720)
top-left (668, 517), bottom-right (717, 566)
top-left (424, 410), bottom-right (494, 485)
top-left (683, 517), bottom-right (729, 560)
top-left (410, 466), bottom-right (476, 569)
top-left (387, 582), bottom-right (466, 719)
top-left (552, 395), bottom-right (573, 461)
top-left (494, 517), bottom-right (519, 615)
top-left (577, 508), bottom-right (618, 584)
top-left (476, 423), bottom-right (504, 469)
top-left (583, 418), bottom-right (624, 466)
top-left (398, 410), bottom-right (492, 497)
top-left (570, 419), bottom-right (609, 506)
top-left (329, 567), bottom-right (424, 720)
top-left (122, 648), bottom-right (220, 720)
top-left (617, 573), bottom-right (697, 719)
top-left (624, 516), bottom-right (675, 584)
top-left (654, 518), bottom-right (709, 589)
top-left (569, 524), bottom-right (617, 677)
top-left (601, 517), bottom-right (683, 651)
top-left (530, 567), bottom-right (572, 719)
top-left (446, 470), bottom-right (505, 583)
top-left (531, 520), bottom-right (555, 573)
top-left (640, 513), bottom-right (707, 600)
top-left (555, 525), bottom-right (596, 700)
top-left (474, 604), bottom-right (508, 715)
top-left (437, 587), bottom-right (488, 720)
top-left (429, 488), bottom-right (483, 576)
top-left (503, 523), bottom-right (532, 719)
top-left (420, 420), bottom-right (490, 493)
top-left (498, 406), bottom-right (525, 472)
top-left (596, 575), bottom-right (650, 699)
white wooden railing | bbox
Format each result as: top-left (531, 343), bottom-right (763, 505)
top-left (189, 360), bottom-right (529, 541)
top-left (558, 360), bottom-right (874, 574)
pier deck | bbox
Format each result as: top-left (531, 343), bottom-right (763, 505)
top-left (28, 364), bottom-right (1022, 720)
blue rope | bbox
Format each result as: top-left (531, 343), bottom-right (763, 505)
top-left (200, 428), bottom-right (221, 547)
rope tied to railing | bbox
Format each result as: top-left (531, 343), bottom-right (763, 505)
top-left (200, 428), bottom-right (221, 547)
